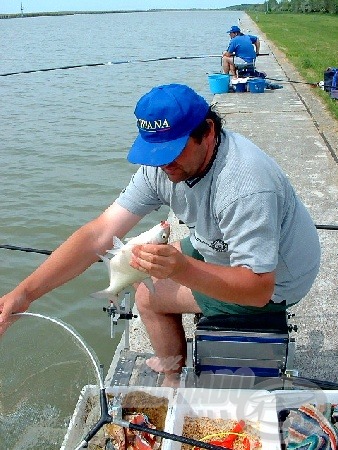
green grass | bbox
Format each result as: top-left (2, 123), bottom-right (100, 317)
top-left (247, 12), bottom-right (338, 120)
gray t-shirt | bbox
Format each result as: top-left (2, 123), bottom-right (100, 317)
top-left (117, 130), bottom-right (320, 305)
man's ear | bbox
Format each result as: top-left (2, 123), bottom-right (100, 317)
top-left (205, 118), bottom-right (215, 136)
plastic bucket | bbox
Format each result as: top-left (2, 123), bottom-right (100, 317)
top-left (248, 78), bottom-right (265, 93)
top-left (208, 74), bottom-right (230, 94)
top-left (233, 81), bottom-right (247, 93)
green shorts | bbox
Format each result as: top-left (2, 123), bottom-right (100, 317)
top-left (180, 237), bottom-right (288, 317)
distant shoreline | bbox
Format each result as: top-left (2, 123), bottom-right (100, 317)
top-left (0, 8), bottom-right (238, 19)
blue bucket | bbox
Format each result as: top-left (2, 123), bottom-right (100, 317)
top-left (248, 78), bottom-right (265, 93)
top-left (208, 74), bottom-right (230, 94)
top-left (233, 81), bottom-right (247, 93)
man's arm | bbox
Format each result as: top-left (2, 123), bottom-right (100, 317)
top-left (131, 243), bottom-right (275, 307)
top-left (222, 50), bottom-right (234, 58)
top-left (0, 202), bottom-right (142, 322)
top-left (173, 254), bottom-right (274, 306)
top-left (224, 40), bottom-right (236, 58)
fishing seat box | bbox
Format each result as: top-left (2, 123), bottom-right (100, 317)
top-left (237, 62), bottom-right (256, 78)
top-left (235, 57), bottom-right (256, 78)
top-left (194, 311), bottom-right (295, 388)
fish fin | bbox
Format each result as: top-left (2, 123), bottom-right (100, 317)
top-left (142, 277), bottom-right (155, 294)
top-left (113, 236), bottom-right (125, 249)
top-left (97, 253), bottom-right (110, 269)
top-left (105, 236), bottom-right (124, 256)
top-left (106, 248), bottom-right (119, 256)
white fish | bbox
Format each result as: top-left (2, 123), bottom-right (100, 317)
top-left (91, 221), bottom-right (170, 303)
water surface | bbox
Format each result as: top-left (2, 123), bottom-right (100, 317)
top-left (0, 10), bottom-right (244, 447)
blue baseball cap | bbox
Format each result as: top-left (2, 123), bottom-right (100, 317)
top-left (227, 25), bottom-right (241, 33)
top-left (127, 84), bottom-right (209, 166)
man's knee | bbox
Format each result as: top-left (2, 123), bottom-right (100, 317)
top-left (135, 280), bottom-right (167, 315)
top-left (223, 56), bottom-right (232, 64)
top-left (135, 282), bottom-right (151, 313)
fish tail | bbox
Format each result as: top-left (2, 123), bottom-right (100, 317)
top-left (90, 289), bottom-right (110, 299)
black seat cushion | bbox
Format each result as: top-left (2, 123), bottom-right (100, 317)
top-left (196, 311), bottom-right (288, 334)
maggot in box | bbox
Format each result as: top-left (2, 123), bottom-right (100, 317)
top-left (162, 389), bottom-right (280, 450)
top-left (61, 385), bottom-right (174, 450)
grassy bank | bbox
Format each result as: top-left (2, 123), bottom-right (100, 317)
top-left (247, 13), bottom-right (338, 120)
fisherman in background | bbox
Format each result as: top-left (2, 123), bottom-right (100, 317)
top-left (0, 84), bottom-right (320, 387)
top-left (222, 25), bottom-right (260, 77)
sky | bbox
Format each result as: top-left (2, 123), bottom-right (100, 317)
top-left (0, 1), bottom-right (263, 14)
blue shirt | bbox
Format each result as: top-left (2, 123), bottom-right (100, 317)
top-left (227, 34), bottom-right (257, 63)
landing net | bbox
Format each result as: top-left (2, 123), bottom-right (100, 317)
top-left (0, 312), bottom-right (103, 449)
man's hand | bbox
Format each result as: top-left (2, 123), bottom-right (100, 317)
top-left (130, 243), bottom-right (187, 279)
top-left (0, 290), bottom-right (30, 335)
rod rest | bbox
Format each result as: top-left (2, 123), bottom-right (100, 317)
top-left (196, 311), bottom-right (288, 334)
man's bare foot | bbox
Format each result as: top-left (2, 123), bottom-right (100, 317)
top-left (146, 356), bottom-right (165, 373)
top-left (146, 357), bottom-right (182, 387)
top-left (146, 355), bottom-right (183, 373)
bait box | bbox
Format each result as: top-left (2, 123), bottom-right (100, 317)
top-left (274, 389), bottom-right (338, 410)
top-left (163, 388), bottom-right (280, 450)
top-left (273, 390), bottom-right (338, 449)
top-left (61, 384), bottom-right (175, 449)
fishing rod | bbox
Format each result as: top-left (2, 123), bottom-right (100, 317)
top-left (0, 54), bottom-right (221, 77)
top-left (227, 53), bottom-right (270, 57)
top-left (220, 52), bottom-right (270, 65)
top-left (1, 53), bottom-right (272, 78)
top-left (0, 244), bottom-right (52, 255)
top-left (263, 76), bottom-right (319, 87)
top-left (1, 53), bottom-right (318, 87)
top-left (316, 224), bottom-right (338, 230)
top-left (1, 223), bottom-right (337, 256)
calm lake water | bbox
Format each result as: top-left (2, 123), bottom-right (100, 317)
top-left (0, 10), bottom-right (244, 447)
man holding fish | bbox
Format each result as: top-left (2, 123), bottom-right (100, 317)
top-left (0, 84), bottom-right (320, 387)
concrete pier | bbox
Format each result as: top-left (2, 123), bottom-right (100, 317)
top-left (213, 14), bottom-right (338, 383)
top-left (108, 13), bottom-right (338, 386)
